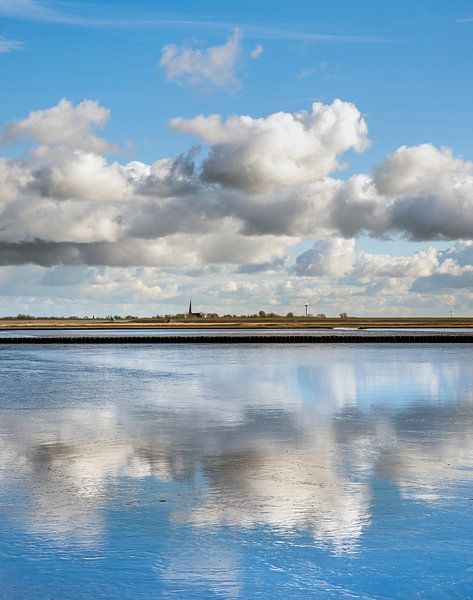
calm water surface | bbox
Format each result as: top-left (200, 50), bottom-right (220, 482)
top-left (0, 343), bottom-right (472, 598)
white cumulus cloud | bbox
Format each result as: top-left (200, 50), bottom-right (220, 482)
top-left (171, 99), bottom-right (369, 191)
top-left (160, 29), bottom-right (242, 91)
top-left (1, 98), bottom-right (113, 153)
top-left (295, 238), bottom-right (440, 283)
top-left (295, 238), bottom-right (357, 277)
top-left (375, 144), bottom-right (473, 240)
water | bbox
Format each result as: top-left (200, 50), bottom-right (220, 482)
top-left (0, 343), bottom-right (472, 598)
top-left (1, 327), bottom-right (472, 338)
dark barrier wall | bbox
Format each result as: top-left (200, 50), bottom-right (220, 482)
top-left (1, 335), bottom-right (473, 344)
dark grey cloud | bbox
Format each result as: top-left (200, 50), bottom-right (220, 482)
top-left (237, 256), bottom-right (287, 274)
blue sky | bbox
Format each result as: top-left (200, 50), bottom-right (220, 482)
top-left (1, 1), bottom-right (473, 316)
top-left (3, 1), bottom-right (473, 163)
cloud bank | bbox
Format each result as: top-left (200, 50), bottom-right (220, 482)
top-left (0, 97), bottom-right (371, 268)
top-left (1, 97), bottom-right (473, 314)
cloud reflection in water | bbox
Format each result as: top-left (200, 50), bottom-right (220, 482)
top-left (0, 344), bottom-right (472, 559)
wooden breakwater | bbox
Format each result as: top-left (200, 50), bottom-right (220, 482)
top-left (1, 334), bottom-right (473, 344)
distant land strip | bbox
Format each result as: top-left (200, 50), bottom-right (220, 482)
top-left (2, 317), bottom-right (473, 330)
top-left (2, 335), bottom-right (473, 344)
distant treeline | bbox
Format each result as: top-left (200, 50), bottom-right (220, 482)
top-left (1, 312), bottom-right (330, 320)
top-left (1, 314), bottom-right (141, 320)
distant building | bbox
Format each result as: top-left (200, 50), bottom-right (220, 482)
top-left (187, 298), bottom-right (203, 318)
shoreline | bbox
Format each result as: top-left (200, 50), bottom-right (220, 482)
top-left (2, 334), bottom-right (473, 344)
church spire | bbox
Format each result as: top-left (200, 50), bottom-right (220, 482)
top-left (188, 297), bottom-right (192, 316)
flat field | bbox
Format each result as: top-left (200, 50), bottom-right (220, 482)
top-left (1, 317), bottom-right (472, 329)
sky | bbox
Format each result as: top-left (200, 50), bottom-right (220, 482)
top-left (1, 0), bottom-right (473, 317)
